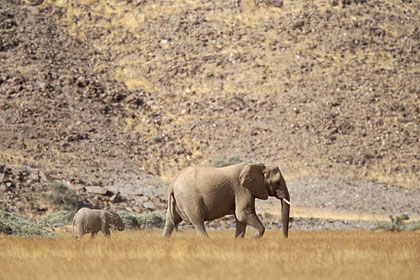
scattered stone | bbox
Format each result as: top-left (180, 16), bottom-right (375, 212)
top-left (143, 201), bottom-right (157, 211)
top-left (110, 192), bottom-right (125, 203)
top-left (85, 186), bottom-right (114, 196)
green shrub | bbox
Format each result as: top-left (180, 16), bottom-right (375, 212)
top-left (0, 219), bottom-right (12, 234)
top-left (376, 214), bottom-right (420, 232)
top-left (45, 182), bottom-right (79, 210)
top-left (39, 210), bottom-right (74, 227)
top-left (137, 212), bottom-right (166, 229)
top-left (211, 155), bottom-right (242, 167)
top-left (117, 210), bottom-right (139, 230)
top-left (0, 210), bottom-right (59, 239)
top-left (405, 220), bottom-right (420, 231)
top-left (376, 221), bottom-right (393, 231)
top-left (116, 211), bottom-right (166, 230)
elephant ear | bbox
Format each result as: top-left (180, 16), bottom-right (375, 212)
top-left (103, 211), bottom-right (113, 225)
top-left (109, 210), bottom-right (122, 227)
top-left (239, 164), bottom-right (269, 200)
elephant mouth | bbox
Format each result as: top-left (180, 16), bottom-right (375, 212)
top-left (282, 198), bottom-right (291, 205)
top-left (275, 189), bottom-right (288, 200)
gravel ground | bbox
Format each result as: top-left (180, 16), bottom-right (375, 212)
top-left (287, 177), bottom-right (420, 217)
top-left (169, 177), bottom-right (420, 232)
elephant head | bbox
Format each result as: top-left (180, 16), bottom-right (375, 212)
top-left (240, 164), bottom-right (290, 238)
top-left (106, 210), bottom-right (125, 231)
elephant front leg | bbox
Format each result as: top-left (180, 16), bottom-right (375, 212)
top-left (235, 219), bottom-right (246, 238)
top-left (246, 213), bottom-right (265, 238)
top-left (102, 225), bottom-right (111, 237)
top-left (236, 198), bottom-right (265, 238)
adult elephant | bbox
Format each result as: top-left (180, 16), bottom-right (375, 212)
top-left (72, 208), bottom-right (125, 238)
top-left (162, 162), bottom-right (290, 238)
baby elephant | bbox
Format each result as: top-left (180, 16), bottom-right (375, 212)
top-left (72, 207), bottom-right (125, 239)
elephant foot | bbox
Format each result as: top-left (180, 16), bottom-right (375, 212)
top-left (235, 220), bottom-right (246, 238)
top-left (250, 233), bottom-right (264, 238)
top-left (196, 231), bottom-right (209, 238)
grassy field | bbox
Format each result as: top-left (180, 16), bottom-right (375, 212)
top-left (1, 230), bottom-right (419, 280)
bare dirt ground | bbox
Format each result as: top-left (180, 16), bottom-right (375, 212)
top-left (257, 177), bottom-right (420, 230)
top-left (1, 0), bottom-right (419, 230)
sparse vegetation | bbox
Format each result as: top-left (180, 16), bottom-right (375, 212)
top-left (376, 214), bottom-right (420, 232)
top-left (45, 182), bottom-right (79, 211)
top-left (137, 212), bottom-right (165, 229)
top-left (211, 155), bottom-right (242, 168)
top-left (117, 211), bottom-right (165, 230)
top-left (116, 210), bottom-right (139, 229)
top-left (405, 221), bottom-right (420, 231)
top-left (0, 210), bottom-right (58, 239)
top-left (39, 210), bottom-right (74, 227)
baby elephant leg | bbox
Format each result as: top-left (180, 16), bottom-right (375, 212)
top-left (102, 225), bottom-right (111, 237)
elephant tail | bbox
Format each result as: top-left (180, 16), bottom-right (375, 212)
top-left (168, 190), bottom-right (178, 231)
top-left (72, 216), bottom-right (75, 237)
top-left (72, 211), bottom-right (79, 238)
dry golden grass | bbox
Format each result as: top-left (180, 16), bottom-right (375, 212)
top-left (1, 230), bottom-right (419, 280)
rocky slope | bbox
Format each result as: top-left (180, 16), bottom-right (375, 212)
top-left (0, 0), bottom-right (419, 226)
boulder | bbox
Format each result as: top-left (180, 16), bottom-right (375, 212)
top-left (85, 186), bottom-right (114, 196)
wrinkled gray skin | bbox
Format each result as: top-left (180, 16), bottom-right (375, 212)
top-left (162, 162), bottom-right (290, 238)
top-left (72, 208), bottom-right (125, 239)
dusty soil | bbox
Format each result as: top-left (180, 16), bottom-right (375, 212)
top-left (1, 0), bottom-right (419, 230)
top-left (258, 177), bottom-right (420, 230)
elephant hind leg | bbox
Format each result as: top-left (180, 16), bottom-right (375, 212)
top-left (184, 200), bottom-right (208, 237)
top-left (192, 221), bottom-right (208, 237)
top-left (77, 228), bottom-right (84, 239)
top-left (162, 208), bottom-right (182, 237)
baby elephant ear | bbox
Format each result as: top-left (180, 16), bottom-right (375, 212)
top-left (104, 211), bottom-right (113, 224)
top-left (239, 164), bottom-right (269, 200)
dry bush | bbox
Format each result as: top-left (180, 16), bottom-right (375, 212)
top-left (45, 182), bottom-right (79, 211)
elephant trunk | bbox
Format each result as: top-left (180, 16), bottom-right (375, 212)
top-left (281, 197), bottom-right (290, 238)
top-left (276, 189), bottom-right (290, 238)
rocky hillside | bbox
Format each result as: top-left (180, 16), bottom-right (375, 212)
top-left (0, 0), bottom-right (419, 219)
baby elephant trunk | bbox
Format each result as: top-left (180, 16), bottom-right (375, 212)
top-left (113, 215), bottom-right (125, 231)
top-left (276, 189), bottom-right (290, 238)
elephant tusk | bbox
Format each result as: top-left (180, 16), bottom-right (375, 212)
top-left (282, 198), bottom-right (291, 205)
